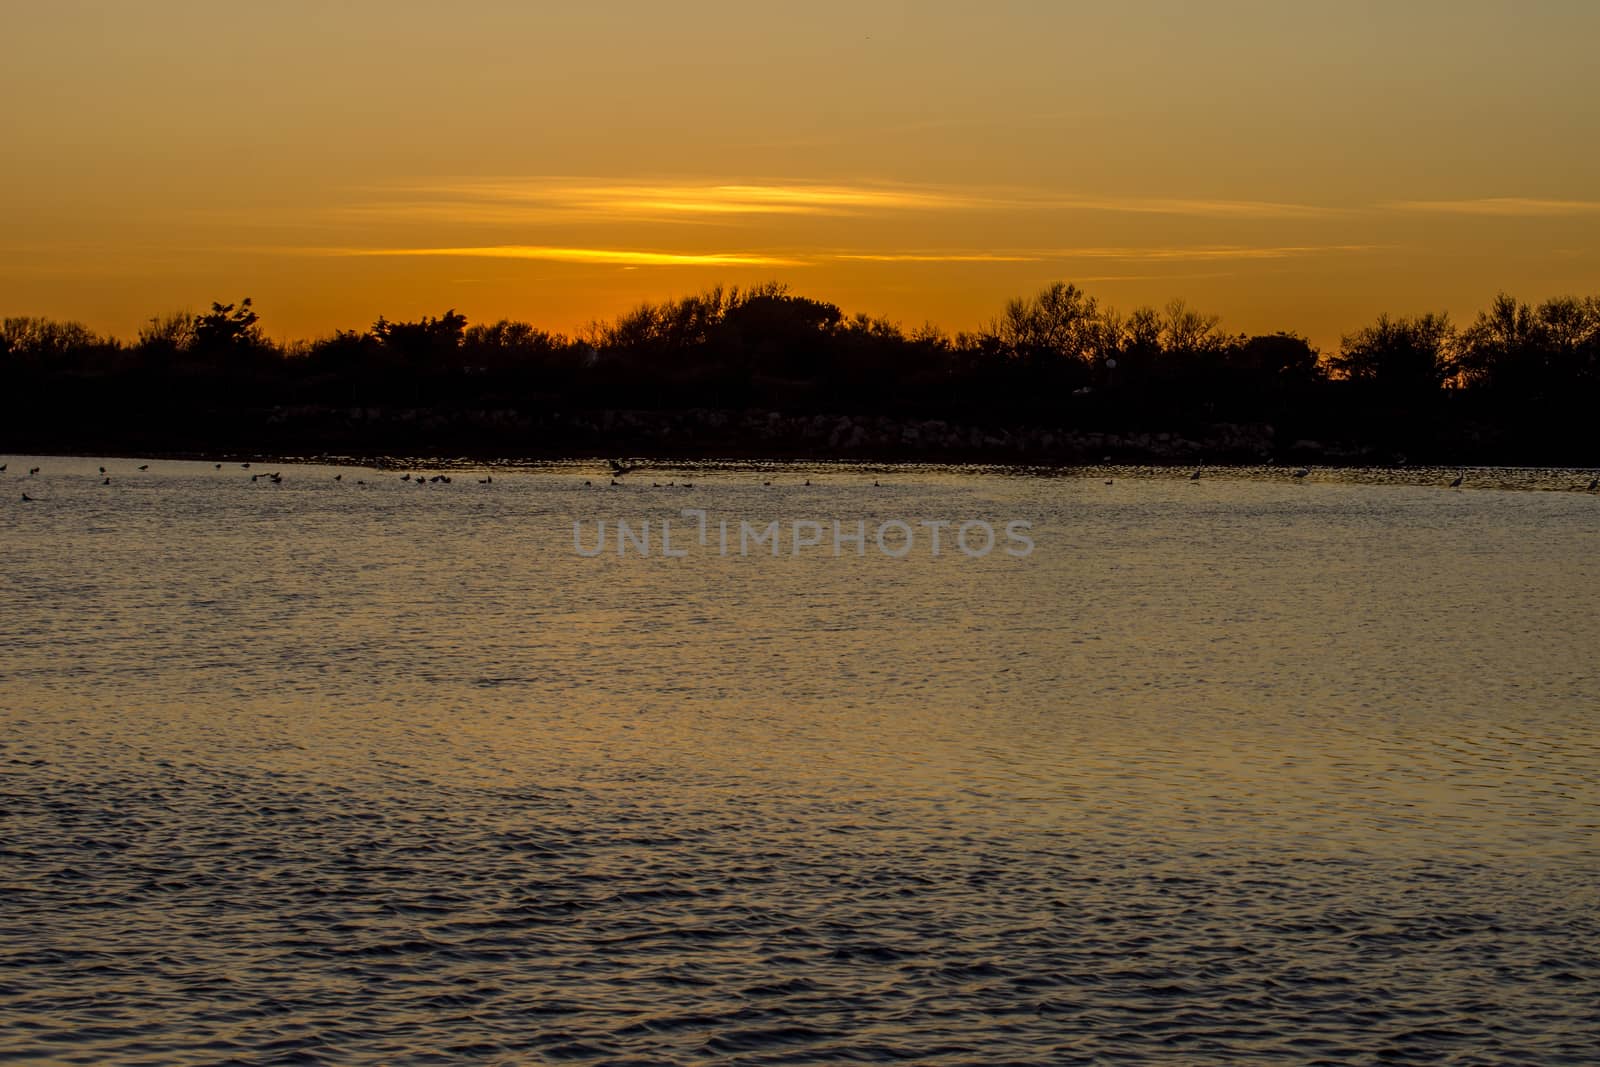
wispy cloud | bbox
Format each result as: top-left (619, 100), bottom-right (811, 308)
top-left (1036, 244), bottom-right (1377, 261)
top-left (1385, 197), bottom-right (1600, 217)
top-left (353, 179), bottom-right (979, 224)
top-left (292, 243), bottom-right (1375, 269)
top-left (836, 245), bottom-right (1374, 263)
top-left (1030, 196), bottom-right (1345, 220)
top-left (343, 178), bottom-right (1345, 226)
top-left (319, 245), bottom-right (802, 267)
top-left (832, 252), bottom-right (1043, 263)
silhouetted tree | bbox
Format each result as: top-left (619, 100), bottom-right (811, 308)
top-left (1330, 312), bottom-right (1455, 396)
top-left (192, 299), bottom-right (264, 356)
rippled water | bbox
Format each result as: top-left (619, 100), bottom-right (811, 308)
top-left (3, 456), bottom-right (1598, 1064)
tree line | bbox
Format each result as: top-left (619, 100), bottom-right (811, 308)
top-left (4, 284), bottom-right (1599, 461)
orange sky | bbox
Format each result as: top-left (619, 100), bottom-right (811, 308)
top-left (3, 1), bottom-right (1598, 352)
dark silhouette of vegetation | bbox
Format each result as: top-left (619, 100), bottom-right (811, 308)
top-left (4, 283), bottom-right (1599, 463)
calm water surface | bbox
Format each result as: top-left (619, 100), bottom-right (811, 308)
top-left (3, 457), bottom-right (1598, 1064)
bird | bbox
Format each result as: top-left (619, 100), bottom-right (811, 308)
top-left (681, 482), bottom-right (693, 489)
top-left (652, 482), bottom-right (661, 488)
top-left (401, 473), bottom-right (411, 481)
top-left (99, 467), bottom-right (106, 474)
top-left (0, 464), bottom-right (6, 472)
top-left (21, 493), bottom-right (34, 502)
top-left (481, 475), bottom-right (492, 484)
top-left (804, 479), bottom-right (811, 486)
top-left (1449, 474), bottom-right (1464, 489)
top-left (269, 473), bottom-right (282, 484)
top-left (29, 467), bottom-right (40, 476)
top-left (1189, 467), bottom-right (1202, 481)
top-left (609, 479), bottom-right (620, 487)
top-left (609, 459), bottom-right (636, 477)
top-left (763, 480), bottom-right (772, 487)
top-left (138, 464), bottom-right (149, 471)
top-left (1105, 478), bottom-right (1114, 486)
top-left (334, 474), bottom-right (342, 482)
top-left (1292, 467), bottom-right (1310, 479)
top-left (214, 464), bottom-right (222, 470)
top-left (1587, 477), bottom-right (1598, 491)
top-left (873, 480), bottom-right (881, 487)
top-left (583, 480), bottom-right (592, 487)
top-left (355, 479), bottom-right (366, 485)
top-left (241, 463), bottom-right (250, 469)
top-left (251, 474), bottom-right (259, 482)
top-left (102, 478), bottom-right (110, 486)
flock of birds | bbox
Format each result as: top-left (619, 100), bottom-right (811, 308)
top-left (8, 458), bottom-right (1600, 503)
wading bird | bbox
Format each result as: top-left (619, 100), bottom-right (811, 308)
top-left (1449, 474), bottom-right (1464, 489)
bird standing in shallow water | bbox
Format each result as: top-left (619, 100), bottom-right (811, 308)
top-left (1449, 474), bottom-right (1464, 489)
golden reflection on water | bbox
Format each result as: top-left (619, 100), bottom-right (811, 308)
top-left (2, 458), bottom-right (1598, 1062)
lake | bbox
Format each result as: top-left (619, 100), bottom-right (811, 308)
top-left (3, 457), bottom-right (1598, 1064)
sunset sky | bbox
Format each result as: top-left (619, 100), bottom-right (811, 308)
top-left (3, 0), bottom-right (1598, 351)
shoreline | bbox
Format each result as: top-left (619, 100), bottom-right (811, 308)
top-left (7, 404), bottom-right (1597, 470)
